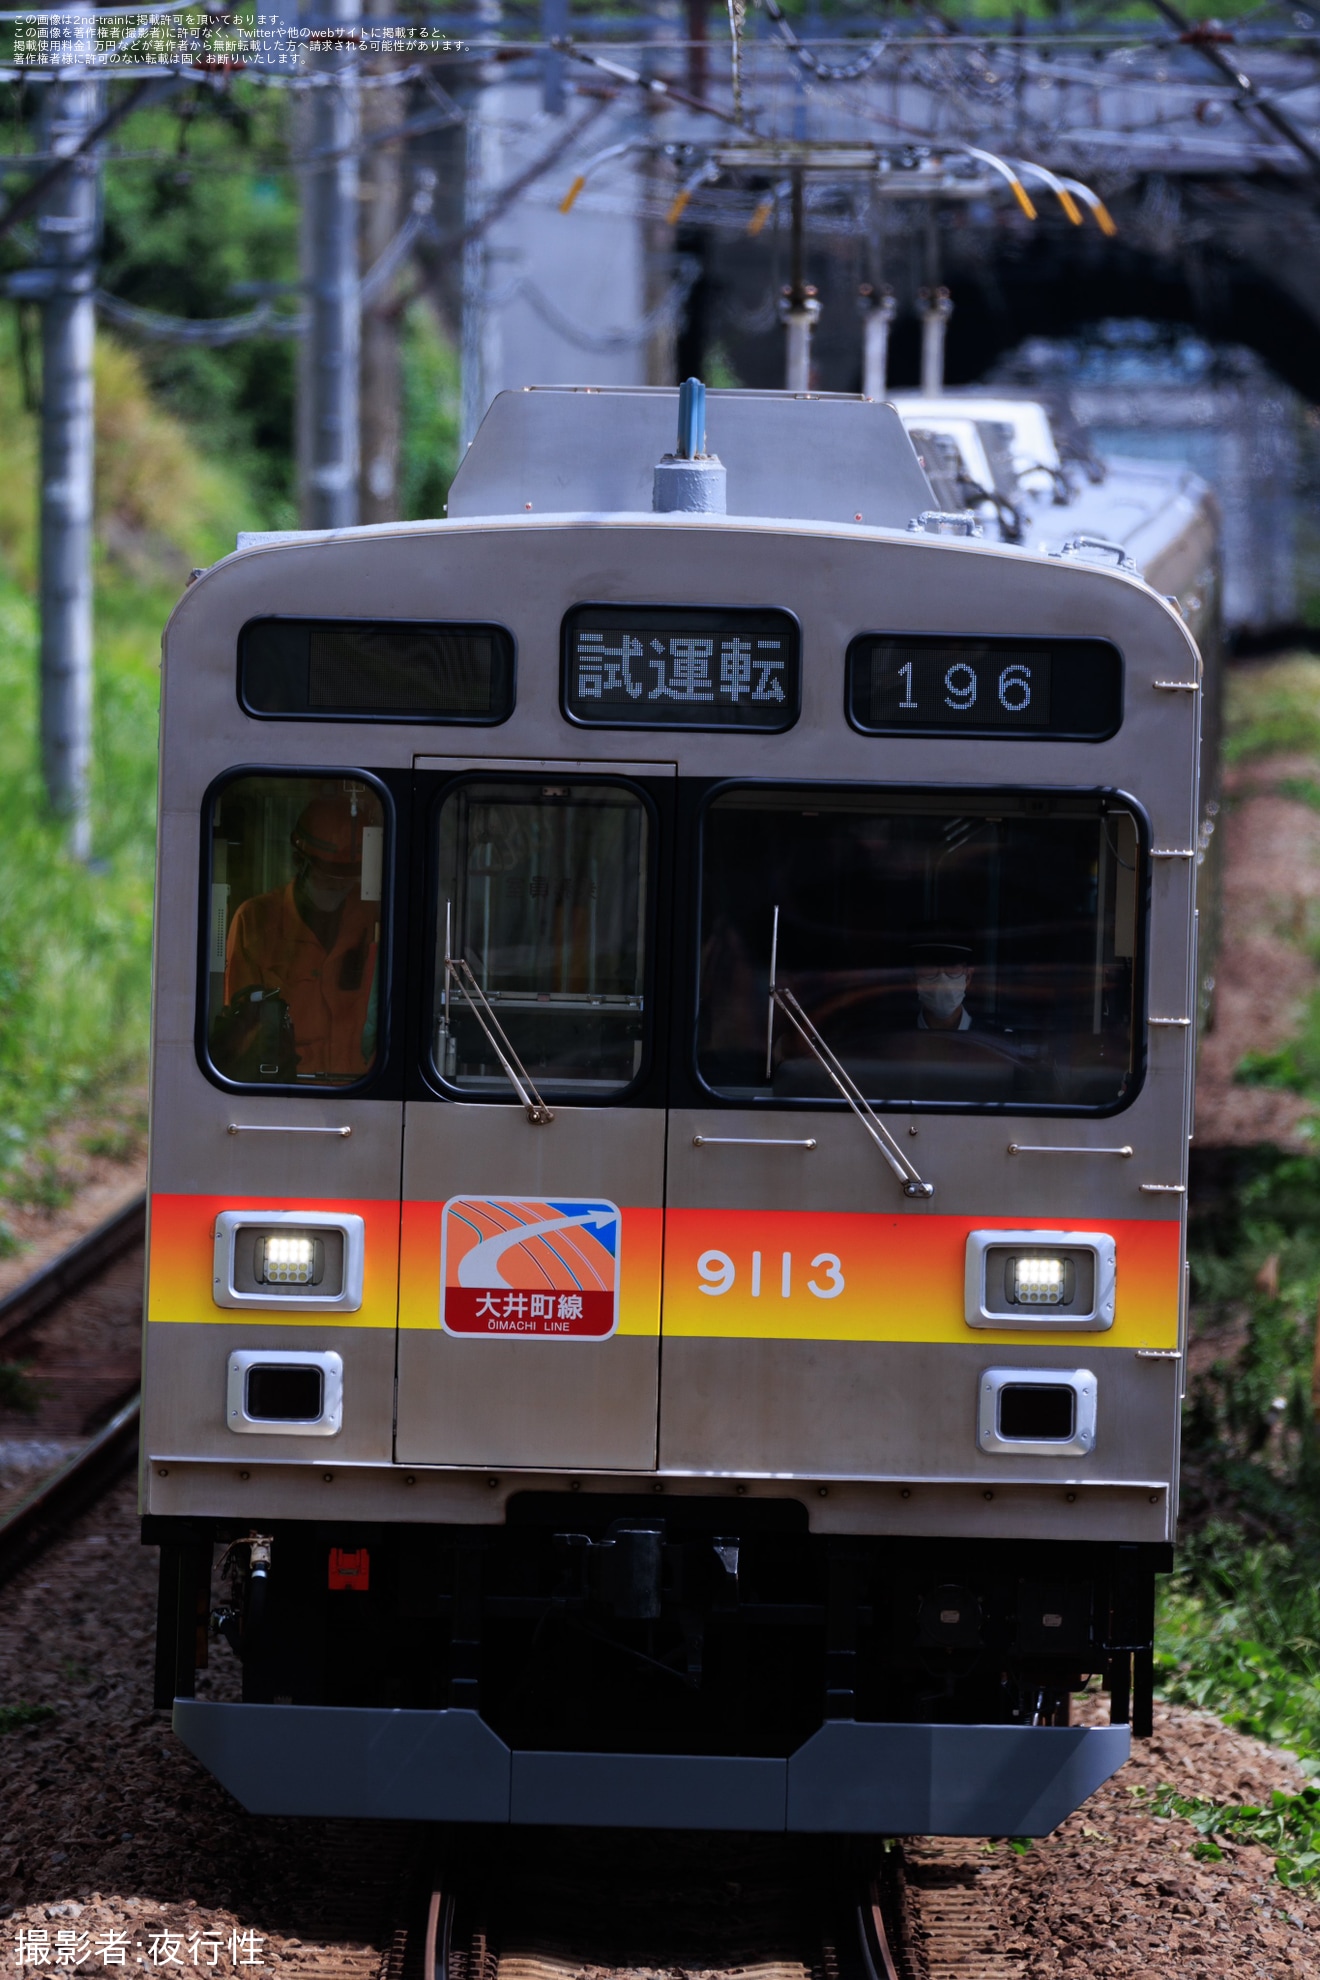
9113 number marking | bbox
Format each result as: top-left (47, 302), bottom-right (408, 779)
top-left (697, 1248), bottom-right (845, 1300)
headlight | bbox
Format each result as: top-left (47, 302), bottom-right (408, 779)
top-left (212, 1211), bottom-right (364, 1312)
top-left (1009, 1253), bottom-right (1072, 1307)
top-left (258, 1232), bottom-right (323, 1287)
top-left (963, 1230), bottom-right (1115, 1331)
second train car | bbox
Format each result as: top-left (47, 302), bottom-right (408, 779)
top-left (144, 383), bottom-right (1209, 1835)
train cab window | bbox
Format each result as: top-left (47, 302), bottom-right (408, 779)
top-left (204, 774), bottom-right (387, 1088)
top-left (697, 789), bottom-right (1141, 1111)
top-left (432, 781), bottom-right (649, 1097)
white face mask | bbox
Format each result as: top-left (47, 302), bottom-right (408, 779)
top-left (917, 974), bottom-right (967, 1019)
top-left (304, 871), bottom-right (355, 912)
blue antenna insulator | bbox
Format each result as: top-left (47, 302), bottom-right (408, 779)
top-left (653, 376), bottom-right (724, 512)
top-left (677, 377), bottom-right (706, 460)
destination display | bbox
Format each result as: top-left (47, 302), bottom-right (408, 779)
top-left (846, 634), bottom-right (1123, 741)
top-left (240, 617), bottom-right (515, 723)
top-left (563, 604), bottom-right (800, 731)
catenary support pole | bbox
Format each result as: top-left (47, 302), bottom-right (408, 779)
top-left (298, 0), bottom-right (361, 529)
top-left (919, 286), bottom-right (952, 395)
top-left (859, 284), bottom-right (896, 399)
top-left (39, 1), bottom-right (101, 861)
top-left (778, 170), bottom-right (819, 392)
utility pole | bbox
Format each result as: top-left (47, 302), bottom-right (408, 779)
top-left (38, 0), bottom-right (101, 861)
top-left (359, 0), bottom-right (401, 524)
top-left (298, 0), bottom-right (361, 529)
top-left (644, 0), bottom-right (679, 387)
top-left (460, 2), bottom-right (502, 451)
top-left (542, 0), bottom-right (567, 115)
top-left (685, 0), bottom-right (708, 102)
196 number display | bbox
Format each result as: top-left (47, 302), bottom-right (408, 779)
top-left (846, 634), bottom-right (1123, 741)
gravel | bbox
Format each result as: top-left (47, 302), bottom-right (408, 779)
top-left (1, 1479), bottom-right (1317, 1978)
top-left (0, 1475), bottom-right (415, 1977)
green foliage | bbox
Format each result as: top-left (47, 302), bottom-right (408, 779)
top-left (0, 308), bottom-right (248, 1195)
top-left (98, 91), bottom-right (299, 525)
top-left (1145, 1783), bottom-right (1320, 1886)
top-left (1157, 1528), bottom-right (1320, 1764)
top-left (1224, 656), bottom-right (1320, 766)
top-left (1236, 1033), bottom-right (1320, 1094)
top-left (399, 303), bottom-right (461, 521)
top-left (0, 557), bottom-right (158, 1190)
top-left (704, 342), bottom-right (744, 390)
top-left (0, 1703), bottom-right (55, 1734)
top-left (1162, 1150), bottom-right (1320, 1820)
top-left (0, 1362), bottom-right (42, 1414)
top-left (81, 1112), bottom-right (147, 1163)
top-left (1184, 1152), bottom-right (1320, 1474)
top-left (1276, 776), bottom-right (1320, 811)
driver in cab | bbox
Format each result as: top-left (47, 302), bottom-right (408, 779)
top-left (219, 796), bottom-right (379, 1082)
top-left (911, 939), bottom-right (975, 1032)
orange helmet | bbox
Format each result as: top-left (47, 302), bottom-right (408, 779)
top-left (290, 796), bottom-right (367, 873)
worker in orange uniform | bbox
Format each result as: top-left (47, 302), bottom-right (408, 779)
top-left (221, 795), bottom-right (380, 1082)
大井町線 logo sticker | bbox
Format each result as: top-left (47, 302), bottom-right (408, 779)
top-left (439, 1197), bottom-right (621, 1338)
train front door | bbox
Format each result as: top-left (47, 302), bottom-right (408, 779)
top-left (395, 760), bottom-right (674, 1471)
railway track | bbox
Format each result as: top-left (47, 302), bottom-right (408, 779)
top-left (0, 1191), bottom-right (145, 1583)
top-left (404, 1835), bottom-right (928, 1980)
top-left (406, 1831), bottom-right (1028, 1980)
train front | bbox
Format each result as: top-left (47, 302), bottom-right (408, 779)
top-left (143, 384), bottom-right (1200, 1835)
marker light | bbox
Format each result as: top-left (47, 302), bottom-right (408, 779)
top-left (1011, 1255), bottom-right (1068, 1306)
top-left (258, 1233), bottom-right (321, 1287)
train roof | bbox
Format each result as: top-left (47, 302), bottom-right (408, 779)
top-left (443, 385), bottom-right (936, 530)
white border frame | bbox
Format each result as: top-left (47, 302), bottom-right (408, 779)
top-left (212, 1209), bottom-right (365, 1312)
top-left (964, 1228), bottom-right (1116, 1331)
top-left (977, 1366), bottom-right (1097, 1458)
top-left (226, 1348), bottom-right (344, 1436)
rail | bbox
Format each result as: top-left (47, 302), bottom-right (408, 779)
top-left (0, 1193), bottom-right (145, 1585)
top-left (422, 1848), bottom-right (915, 1980)
top-left (0, 1396), bottom-right (140, 1588)
top-left (0, 1190), bottom-right (144, 1352)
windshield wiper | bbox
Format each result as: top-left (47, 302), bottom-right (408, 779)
top-left (766, 906), bottom-right (933, 1200)
top-left (442, 907), bottom-right (554, 1125)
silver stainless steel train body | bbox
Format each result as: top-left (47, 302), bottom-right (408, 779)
top-left (142, 385), bottom-right (1212, 1839)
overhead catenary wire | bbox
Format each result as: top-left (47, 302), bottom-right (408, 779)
top-left (1142, 0), bottom-right (1320, 173)
top-left (755, 0), bottom-right (894, 84)
top-left (4, 10), bottom-right (1318, 253)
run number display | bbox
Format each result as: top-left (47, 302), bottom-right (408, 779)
top-left (846, 634), bottom-right (1122, 741)
top-left (563, 604), bottom-right (800, 731)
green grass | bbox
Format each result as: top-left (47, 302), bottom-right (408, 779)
top-left (1276, 776), bottom-right (1320, 811)
top-left (1224, 656), bottom-right (1320, 766)
top-left (1166, 1149), bottom-right (1320, 1818)
top-left (1235, 1009), bottom-right (1320, 1098)
top-left (1158, 1530), bottom-right (1320, 1766)
top-left (0, 315), bottom-right (247, 1204)
top-left (1144, 1782), bottom-right (1320, 1886)
top-left (0, 1703), bottom-right (55, 1735)
top-left (0, 1362), bottom-right (41, 1413)
top-left (0, 563), bottom-right (159, 1190)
